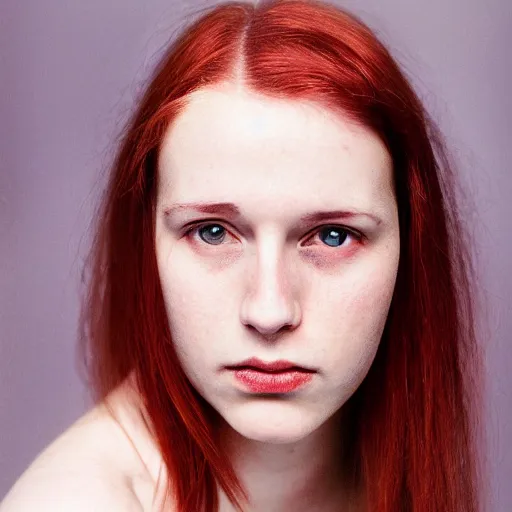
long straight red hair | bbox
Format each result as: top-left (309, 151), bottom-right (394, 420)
top-left (78, 0), bottom-right (487, 510)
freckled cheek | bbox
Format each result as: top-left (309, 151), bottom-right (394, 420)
top-left (158, 252), bottom-right (235, 333)
top-left (347, 266), bottom-right (397, 316)
top-left (158, 268), bottom-right (224, 367)
top-left (191, 247), bottom-right (243, 272)
top-left (317, 260), bottom-right (397, 337)
top-left (316, 275), bottom-right (395, 385)
top-left (161, 270), bottom-right (223, 314)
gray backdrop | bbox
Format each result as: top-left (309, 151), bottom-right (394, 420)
top-left (1, 0), bottom-right (510, 509)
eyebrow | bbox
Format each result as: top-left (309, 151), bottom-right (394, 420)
top-left (163, 202), bottom-right (382, 226)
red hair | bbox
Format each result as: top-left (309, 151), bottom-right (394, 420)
top-left (78, 0), bottom-right (487, 510)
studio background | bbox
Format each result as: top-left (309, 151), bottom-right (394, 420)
top-left (1, 0), bottom-right (510, 509)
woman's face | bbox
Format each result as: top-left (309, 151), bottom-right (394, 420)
top-left (155, 83), bottom-right (400, 444)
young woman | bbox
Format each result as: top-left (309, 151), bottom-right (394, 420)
top-left (1, 0), bottom-right (486, 511)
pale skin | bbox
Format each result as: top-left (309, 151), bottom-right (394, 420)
top-left (1, 81), bottom-right (400, 511)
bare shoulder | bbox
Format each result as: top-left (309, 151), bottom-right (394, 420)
top-left (0, 382), bottom-right (161, 512)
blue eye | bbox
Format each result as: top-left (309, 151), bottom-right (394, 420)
top-left (318, 226), bottom-right (349, 247)
top-left (185, 222), bottom-right (361, 248)
top-left (197, 224), bottom-right (226, 245)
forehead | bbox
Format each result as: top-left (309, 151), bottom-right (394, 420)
top-left (157, 84), bottom-right (394, 217)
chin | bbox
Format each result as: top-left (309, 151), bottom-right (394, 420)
top-left (220, 400), bottom-right (327, 444)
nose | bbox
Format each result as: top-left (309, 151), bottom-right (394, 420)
top-left (239, 246), bottom-right (301, 340)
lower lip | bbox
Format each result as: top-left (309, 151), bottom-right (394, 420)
top-left (232, 368), bottom-right (314, 393)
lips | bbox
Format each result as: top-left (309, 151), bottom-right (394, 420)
top-left (225, 357), bottom-right (315, 373)
top-left (226, 357), bottom-right (316, 393)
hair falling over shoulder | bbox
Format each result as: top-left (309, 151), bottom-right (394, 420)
top-left (78, 0), bottom-right (488, 510)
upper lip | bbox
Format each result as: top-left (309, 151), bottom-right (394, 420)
top-left (226, 357), bottom-right (316, 373)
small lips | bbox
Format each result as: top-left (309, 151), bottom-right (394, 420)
top-left (226, 357), bottom-right (315, 373)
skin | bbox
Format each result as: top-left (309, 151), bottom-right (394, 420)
top-left (0, 377), bottom-right (161, 511)
top-left (0, 81), bottom-right (400, 512)
top-left (154, 81), bottom-right (401, 510)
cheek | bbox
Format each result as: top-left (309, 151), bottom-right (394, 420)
top-left (347, 263), bottom-right (397, 322)
top-left (316, 257), bottom-right (398, 382)
top-left (156, 247), bottom-right (234, 369)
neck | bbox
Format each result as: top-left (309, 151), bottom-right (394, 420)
top-left (216, 409), bottom-right (360, 512)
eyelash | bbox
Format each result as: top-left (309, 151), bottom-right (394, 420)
top-left (183, 221), bottom-right (364, 249)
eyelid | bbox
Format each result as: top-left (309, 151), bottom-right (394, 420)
top-left (302, 223), bottom-right (363, 241)
top-left (183, 219), bottom-right (365, 244)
